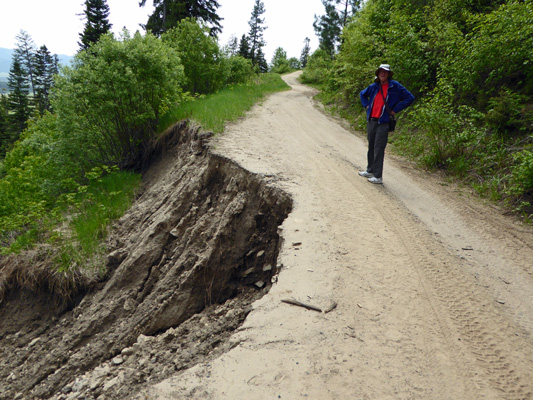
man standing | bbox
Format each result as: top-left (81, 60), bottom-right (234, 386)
top-left (359, 64), bottom-right (414, 184)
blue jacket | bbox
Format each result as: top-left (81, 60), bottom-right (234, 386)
top-left (360, 80), bottom-right (415, 123)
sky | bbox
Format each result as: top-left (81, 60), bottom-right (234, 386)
top-left (0, 0), bottom-right (324, 63)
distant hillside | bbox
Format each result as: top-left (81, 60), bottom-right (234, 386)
top-left (0, 48), bottom-right (13, 75)
top-left (0, 47), bottom-right (73, 77)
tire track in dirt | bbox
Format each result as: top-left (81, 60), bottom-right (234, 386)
top-left (357, 181), bottom-right (533, 399)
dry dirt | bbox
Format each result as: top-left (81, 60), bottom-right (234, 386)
top-left (1, 71), bottom-right (533, 400)
top-left (138, 72), bottom-right (533, 399)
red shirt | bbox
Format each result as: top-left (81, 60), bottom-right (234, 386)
top-left (371, 82), bottom-right (388, 119)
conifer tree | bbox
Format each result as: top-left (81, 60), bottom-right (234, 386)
top-left (79, 0), bottom-right (112, 51)
top-left (14, 30), bottom-right (37, 97)
top-left (300, 37), bottom-right (311, 68)
top-left (0, 95), bottom-right (9, 157)
top-left (247, 0), bottom-right (267, 68)
top-left (256, 46), bottom-right (268, 73)
top-left (238, 34), bottom-right (251, 59)
top-left (6, 56), bottom-right (31, 148)
top-left (226, 35), bottom-right (239, 56)
top-left (313, 0), bottom-right (360, 57)
top-left (33, 45), bottom-right (58, 114)
top-left (140, 0), bottom-right (222, 36)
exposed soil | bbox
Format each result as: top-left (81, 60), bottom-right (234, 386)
top-left (2, 71), bottom-right (533, 400)
top-left (0, 122), bottom-right (292, 400)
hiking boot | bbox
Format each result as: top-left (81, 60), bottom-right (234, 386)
top-left (358, 171), bottom-right (373, 178)
top-left (368, 177), bottom-right (383, 184)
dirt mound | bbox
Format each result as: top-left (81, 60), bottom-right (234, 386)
top-left (0, 121), bottom-right (292, 400)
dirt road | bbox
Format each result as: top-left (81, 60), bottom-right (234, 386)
top-left (140, 71), bottom-right (533, 399)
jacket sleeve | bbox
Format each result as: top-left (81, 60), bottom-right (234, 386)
top-left (392, 82), bottom-right (415, 113)
top-left (360, 85), bottom-right (372, 109)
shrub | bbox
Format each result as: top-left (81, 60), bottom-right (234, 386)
top-left (486, 89), bottom-right (531, 136)
top-left (300, 49), bottom-right (333, 85)
top-left (162, 18), bottom-right (225, 95)
top-left (508, 149), bottom-right (533, 200)
top-left (270, 47), bottom-right (290, 74)
top-left (53, 30), bottom-right (185, 171)
top-left (224, 55), bottom-right (255, 85)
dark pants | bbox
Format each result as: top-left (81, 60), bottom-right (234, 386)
top-left (366, 120), bottom-right (389, 179)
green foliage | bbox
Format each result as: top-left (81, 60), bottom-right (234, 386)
top-left (162, 18), bottom-right (224, 95)
top-left (33, 45), bottom-right (58, 115)
top-left (247, 0), bottom-right (267, 68)
top-left (0, 113), bottom-right (79, 251)
top-left (56, 168), bottom-right (140, 271)
top-left (299, 49), bottom-right (334, 85)
top-left (1, 30), bottom-right (185, 256)
top-left (78, 0), bottom-right (112, 51)
top-left (485, 89), bottom-right (532, 136)
top-left (140, 0), bottom-right (223, 37)
top-left (53, 30), bottom-right (185, 170)
top-left (224, 55), bottom-right (255, 85)
top-left (6, 56), bottom-right (31, 146)
top-left (508, 149), bottom-right (533, 200)
top-left (300, 37), bottom-right (311, 68)
top-left (446, 1), bottom-right (533, 104)
top-left (396, 86), bottom-right (485, 172)
top-left (314, 0), bottom-right (361, 56)
top-left (309, 0), bottom-right (533, 218)
top-left (270, 47), bottom-right (290, 74)
top-left (159, 73), bottom-right (289, 133)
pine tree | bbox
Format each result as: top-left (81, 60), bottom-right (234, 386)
top-left (0, 95), bottom-right (9, 157)
top-left (79, 0), bottom-right (112, 51)
top-left (300, 37), bottom-right (311, 68)
top-left (247, 0), bottom-right (267, 68)
top-left (226, 35), bottom-right (239, 56)
top-left (256, 47), bottom-right (268, 73)
top-left (14, 30), bottom-right (37, 97)
top-left (313, 0), bottom-right (360, 57)
top-left (33, 45), bottom-right (58, 114)
top-left (140, 0), bottom-right (222, 36)
top-left (6, 56), bottom-right (31, 148)
top-left (238, 34), bottom-right (251, 59)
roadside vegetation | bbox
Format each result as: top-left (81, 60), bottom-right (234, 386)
top-left (0, 18), bottom-right (289, 278)
top-left (303, 0), bottom-right (533, 221)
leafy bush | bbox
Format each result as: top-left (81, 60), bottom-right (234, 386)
top-left (53, 30), bottom-right (185, 170)
top-left (507, 149), bottom-right (533, 201)
top-left (224, 55), bottom-right (255, 85)
top-left (450, 1), bottom-right (533, 102)
top-left (270, 47), bottom-right (290, 74)
top-left (300, 49), bottom-right (334, 85)
top-left (162, 18), bottom-right (225, 95)
top-left (486, 89), bottom-right (532, 136)
top-left (394, 86), bottom-right (485, 173)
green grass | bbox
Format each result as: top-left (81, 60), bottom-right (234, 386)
top-left (159, 73), bottom-right (290, 133)
top-left (55, 170), bottom-right (141, 272)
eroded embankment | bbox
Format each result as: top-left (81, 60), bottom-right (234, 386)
top-left (0, 121), bottom-right (292, 400)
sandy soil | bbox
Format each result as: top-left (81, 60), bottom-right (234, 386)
top-left (139, 71), bottom-right (533, 399)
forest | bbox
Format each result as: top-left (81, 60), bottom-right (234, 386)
top-left (0, 0), bottom-right (532, 276)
